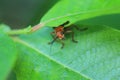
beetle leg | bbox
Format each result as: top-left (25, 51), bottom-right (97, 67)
top-left (48, 32), bottom-right (57, 44)
top-left (71, 31), bottom-right (78, 43)
top-left (65, 30), bottom-right (78, 43)
top-left (69, 24), bottom-right (88, 31)
top-left (59, 21), bottom-right (70, 26)
top-left (59, 40), bottom-right (64, 49)
top-left (74, 25), bottom-right (88, 31)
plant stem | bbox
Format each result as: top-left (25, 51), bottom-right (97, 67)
top-left (7, 23), bottom-right (44, 35)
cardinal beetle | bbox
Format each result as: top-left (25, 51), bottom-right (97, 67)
top-left (48, 21), bottom-right (88, 49)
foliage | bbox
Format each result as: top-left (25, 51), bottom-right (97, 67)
top-left (0, 0), bottom-right (120, 80)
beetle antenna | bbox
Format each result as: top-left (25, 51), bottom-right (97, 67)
top-left (49, 36), bottom-right (58, 44)
top-left (59, 21), bottom-right (70, 26)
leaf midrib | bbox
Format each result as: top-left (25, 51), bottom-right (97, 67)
top-left (14, 37), bottom-right (92, 80)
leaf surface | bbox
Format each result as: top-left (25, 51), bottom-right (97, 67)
top-left (41, 0), bottom-right (120, 26)
top-left (14, 24), bottom-right (120, 80)
top-left (0, 25), bottom-right (17, 80)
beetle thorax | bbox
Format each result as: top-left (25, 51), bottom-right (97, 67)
top-left (55, 26), bottom-right (64, 39)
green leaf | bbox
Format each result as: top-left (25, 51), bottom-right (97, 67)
top-left (14, 24), bottom-right (120, 80)
top-left (0, 24), bottom-right (11, 32)
top-left (41, 0), bottom-right (120, 26)
top-left (0, 27), bottom-right (17, 80)
top-left (14, 40), bottom-right (90, 80)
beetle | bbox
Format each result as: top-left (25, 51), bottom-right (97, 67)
top-left (48, 21), bottom-right (88, 49)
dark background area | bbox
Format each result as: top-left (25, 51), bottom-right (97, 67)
top-left (0, 0), bottom-right (120, 30)
top-left (0, 0), bottom-right (58, 29)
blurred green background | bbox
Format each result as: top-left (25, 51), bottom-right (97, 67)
top-left (0, 0), bottom-right (120, 30)
top-left (0, 0), bottom-right (58, 29)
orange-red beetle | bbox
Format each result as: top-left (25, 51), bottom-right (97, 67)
top-left (49, 21), bottom-right (88, 49)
